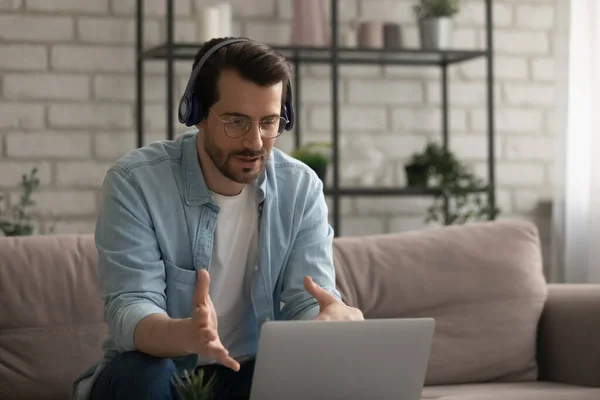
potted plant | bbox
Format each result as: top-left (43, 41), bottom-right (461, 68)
top-left (289, 141), bottom-right (331, 183)
top-left (172, 368), bottom-right (218, 400)
top-left (413, 0), bottom-right (460, 50)
top-left (405, 142), bottom-right (500, 225)
top-left (0, 167), bottom-right (41, 237)
top-left (404, 153), bottom-right (430, 187)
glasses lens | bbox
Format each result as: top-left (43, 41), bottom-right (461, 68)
top-left (224, 117), bottom-right (250, 138)
top-left (223, 116), bottom-right (287, 138)
top-left (260, 117), bottom-right (287, 138)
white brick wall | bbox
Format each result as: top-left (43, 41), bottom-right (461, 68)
top-left (0, 15), bottom-right (75, 42)
top-left (0, 44), bottom-right (48, 70)
top-left (531, 58), bottom-right (555, 81)
top-left (493, 31), bottom-right (550, 55)
top-left (51, 45), bottom-right (135, 72)
top-left (4, 73), bottom-right (90, 100)
top-left (113, 0), bottom-right (192, 17)
top-left (460, 57), bottom-right (529, 81)
top-left (26, 0), bottom-right (109, 14)
top-left (0, 103), bottom-right (45, 129)
top-left (48, 104), bottom-right (133, 129)
top-left (6, 132), bottom-right (92, 159)
top-left (77, 18), bottom-right (161, 45)
top-left (0, 1), bottom-right (21, 11)
top-left (0, 0), bottom-right (558, 245)
top-left (455, 1), bottom-right (513, 27)
top-left (516, 4), bottom-right (554, 30)
top-left (348, 80), bottom-right (424, 105)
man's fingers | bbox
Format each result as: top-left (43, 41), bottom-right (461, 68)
top-left (194, 269), bottom-right (210, 307)
top-left (205, 341), bottom-right (240, 372)
top-left (304, 276), bottom-right (337, 308)
top-left (218, 354), bottom-right (241, 372)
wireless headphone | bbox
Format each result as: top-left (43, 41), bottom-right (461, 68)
top-left (178, 37), bottom-right (295, 134)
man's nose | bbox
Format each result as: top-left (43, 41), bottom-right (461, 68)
top-left (243, 122), bottom-right (263, 150)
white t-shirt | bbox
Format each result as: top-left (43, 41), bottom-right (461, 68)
top-left (196, 183), bottom-right (259, 365)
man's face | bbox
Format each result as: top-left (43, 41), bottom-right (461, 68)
top-left (199, 69), bottom-right (283, 184)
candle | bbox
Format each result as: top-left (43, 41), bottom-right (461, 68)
top-left (196, 5), bottom-right (221, 42)
top-left (217, 3), bottom-right (232, 37)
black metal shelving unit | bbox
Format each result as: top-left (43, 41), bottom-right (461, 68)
top-left (135, 0), bottom-right (496, 236)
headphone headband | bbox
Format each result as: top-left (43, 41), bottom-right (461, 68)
top-left (178, 37), bottom-right (295, 132)
top-left (181, 38), bottom-right (248, 108)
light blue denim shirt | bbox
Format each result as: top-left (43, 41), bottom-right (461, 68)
top-left (70, 130), bottom-right (341, 399)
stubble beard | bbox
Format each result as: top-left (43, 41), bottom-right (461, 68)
top-left (203, 133), bottom-right (267, 184)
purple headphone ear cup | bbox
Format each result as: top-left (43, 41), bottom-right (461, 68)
top-left (178, 93), bottom-right (201, 127)
top-left (278, 105), bottom-right (287, 134)
top-left (178, 94), bottom-right (191, 125)
top-left (285, 103), bottom-right (294, 131)
top-left (189, 96), bottom-right (201, 126)
top-left (284, 83), bottom-right (295, 131)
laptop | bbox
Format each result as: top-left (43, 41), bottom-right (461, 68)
top-left (249, 317), bottom-right (435, 400)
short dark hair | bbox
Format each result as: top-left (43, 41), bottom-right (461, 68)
top-left (191, 37), bottom-right (292, 117)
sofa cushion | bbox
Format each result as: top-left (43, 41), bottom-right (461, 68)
top-left (421, 382), bottom-right (600, 399)
top-left (333, 219), bottom-right (548, 386)
top-left (0, 234), bottom-right (106, 400)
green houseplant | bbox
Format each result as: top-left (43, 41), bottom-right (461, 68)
top-left (172, 369), bottom-right (218, 400)
top-left (405, 142), bottom-right (499, 225)
top-left (413, 0), bottom-right (459, 18)
top-left (413, 0), bottom-right (460, 49)
top-left (289, 141), bottom-right (331, 183)
top-left (404, 152), bottom-right (430, 187)
top-left (0, 167), bottom-right (40, 236)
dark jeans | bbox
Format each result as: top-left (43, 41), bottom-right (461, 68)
top-left (89, 351), bottom-right (255, 400)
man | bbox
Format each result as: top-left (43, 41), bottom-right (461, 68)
top-left (70, 37), bottom-right (363, 400)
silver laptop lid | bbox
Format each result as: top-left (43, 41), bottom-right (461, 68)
top-left (250, 317), bottom-right (435, 400)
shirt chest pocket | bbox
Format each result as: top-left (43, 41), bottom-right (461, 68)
top-left (164, 259), bottom-right (197, 319)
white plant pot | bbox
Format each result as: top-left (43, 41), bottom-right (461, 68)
top-left (418, 17), bottom-right (454, 50)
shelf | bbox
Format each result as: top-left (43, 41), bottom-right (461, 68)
top-left (323, 187), bottom-right (489, 196)
top-left (136, 0), bottom-right (497, 235)
top-left (141, 43), bottom-right (488, 66)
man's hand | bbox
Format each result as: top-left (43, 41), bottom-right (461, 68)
top-left (184, 269), bottom-right (240, 371)
top-left (304, 276), bottom-right (364, 321)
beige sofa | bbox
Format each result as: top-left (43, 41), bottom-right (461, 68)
top-left (1, 219), bottom-right (599, 399)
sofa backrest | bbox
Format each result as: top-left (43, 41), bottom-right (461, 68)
top-left (0, 234), bottom-right (106, 400)
top-left (332, 219), bottom-right (548, 385)
top-left (0, 219), bottom-right (549, 398)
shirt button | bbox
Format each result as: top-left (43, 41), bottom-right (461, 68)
top-left (254, 265), bottom-right (258, 271)
top-left (265, 317), bottom-right (271, 321)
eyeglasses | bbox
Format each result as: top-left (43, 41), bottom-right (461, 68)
top-left (209, 108), bottom-right (288, 139)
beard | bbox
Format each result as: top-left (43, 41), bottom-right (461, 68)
top-left (202, 131), bottom-right (267, 184)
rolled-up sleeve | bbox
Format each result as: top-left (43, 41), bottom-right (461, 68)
top-left (95, 167), bottom-right (168, 352)
top-left (279, 177), bottom-right (342, 321)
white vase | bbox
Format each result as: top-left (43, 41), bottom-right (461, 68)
top-left (418, 17), bottom-right (454, 50)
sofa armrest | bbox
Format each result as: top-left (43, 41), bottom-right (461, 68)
top-left (537, 284), bottom-right (600, 387)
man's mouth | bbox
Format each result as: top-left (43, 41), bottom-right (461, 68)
top-left (234, 155), bottom-right (261, 168)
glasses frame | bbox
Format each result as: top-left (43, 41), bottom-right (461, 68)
top-left (209, 108), bottom-right (288, 139)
